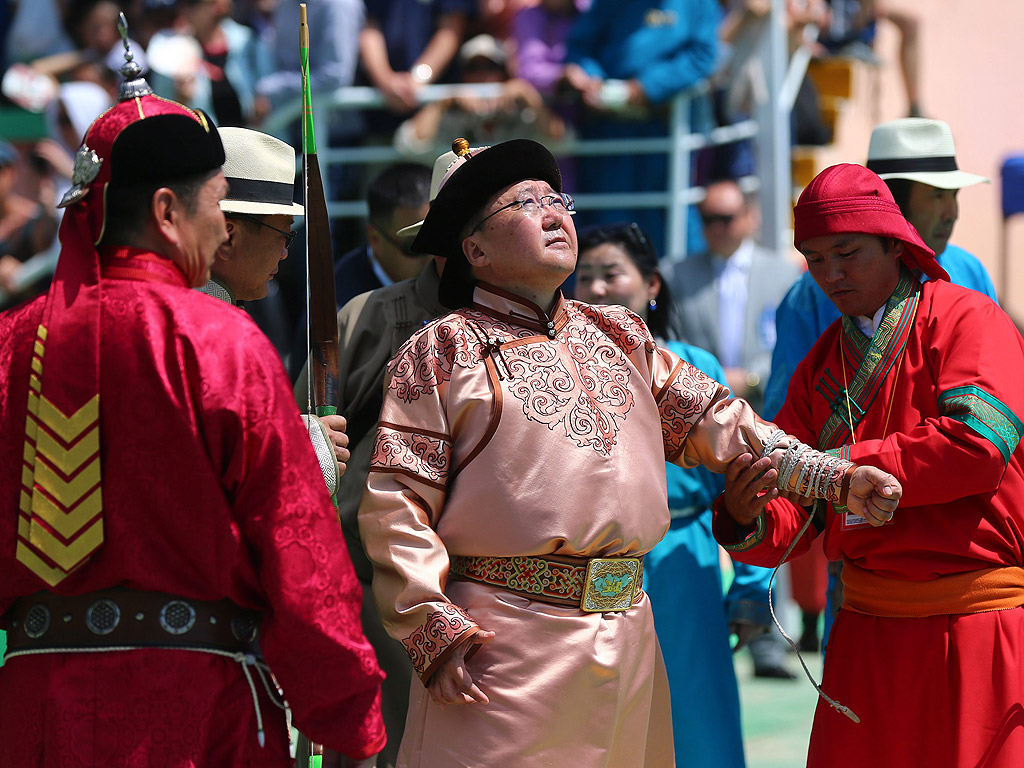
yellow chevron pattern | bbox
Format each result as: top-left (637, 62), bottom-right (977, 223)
top-left (29, 487), bottom-right (102, 539)
top-left (35, 394), bottom-right (99, 444)
top-left (16, 323), bottom-right (104, 585)
top-left (34, 424), bottom-right (99, 476)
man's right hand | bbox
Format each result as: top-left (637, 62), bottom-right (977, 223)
top-left (846, 465), bottom-right (901, 527)
top-left (723, 453), bottom-right (779, 526)
top-left (427, 629), bottom-right (496, 709)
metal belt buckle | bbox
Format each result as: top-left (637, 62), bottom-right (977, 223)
top-left (581, 557), bottom-right (642, 613)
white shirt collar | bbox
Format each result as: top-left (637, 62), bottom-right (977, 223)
top-left (852, 304), bottom-right (887, 338)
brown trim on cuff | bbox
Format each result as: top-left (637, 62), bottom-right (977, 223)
top-left (420, 625), bottom-right (482, 685)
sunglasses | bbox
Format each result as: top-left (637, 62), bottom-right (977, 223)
top-left (235, 214), bottom-right (297, 247)
top-left (700, 212), bottom-right (737, 226)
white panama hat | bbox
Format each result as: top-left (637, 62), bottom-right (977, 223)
top-left (396, 142), bottom-right (488, 237)
top-left (866, 118), bottom-right (989, 190)
top-left (219, 127), bottom-right (304, 216)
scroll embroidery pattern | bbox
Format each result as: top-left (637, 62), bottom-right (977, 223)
top-left (501, 322), bottom-right (634, 455)
top-left (370, 425), bottom-right (451, 487)
top-left (402, 603), bottom-right (476, 676)
top-left (660, 363), bottom-right (719, 460)
top-left (573, 301), bottom-right (650, 355)
top-left (387, 312), bottom-right (532, 402)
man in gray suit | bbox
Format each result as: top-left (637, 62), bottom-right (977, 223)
top-left (667, 179), bottom-right (801, 412)
top-left (667, 178), bottom-right (803, 680)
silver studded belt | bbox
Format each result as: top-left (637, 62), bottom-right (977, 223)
top-left (4, 588), bottom-right (262, 656)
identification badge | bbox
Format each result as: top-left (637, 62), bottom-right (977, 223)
top-left (842, 511), bottom-right (870, 529)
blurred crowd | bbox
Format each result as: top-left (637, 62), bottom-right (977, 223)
top-left (0, 0), bottom-right (919, 316)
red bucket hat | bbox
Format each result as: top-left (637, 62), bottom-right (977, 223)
top-left (793, 163), bottom-right (949, 282)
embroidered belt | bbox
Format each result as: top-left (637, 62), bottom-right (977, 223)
top-left (4, 588), bottom-right (262, 656)
top-left (842, 561), bottom-right (1024, 618)
top-left (449, 554), bottom-right (644, 612)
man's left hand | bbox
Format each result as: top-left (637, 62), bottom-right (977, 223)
top-left (319, 414), bottom-right (351, 476)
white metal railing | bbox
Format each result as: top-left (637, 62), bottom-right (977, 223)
top-left (261, 20), bottom-right (795, 263)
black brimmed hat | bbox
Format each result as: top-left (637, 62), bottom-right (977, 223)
top-left (412, 138), bottom-right (562, 308)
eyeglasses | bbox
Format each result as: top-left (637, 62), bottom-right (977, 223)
top-left (234, 214), bottom-right (298, 248)
top-left (371, 223), bottom-right (417, 257)
top-left (700, 212), bottom-right (737, 227)
top-left (472, 192), bottom-right (575, 234)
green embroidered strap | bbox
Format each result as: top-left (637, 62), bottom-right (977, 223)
top-left (939, 385), bottom-right (1024, 463)
top-left (818, 271), bottom-right (919, 450)
top-left (825, 446), bottom-right (852, 515)
top-left (721, 512), bottom-right (768, 553)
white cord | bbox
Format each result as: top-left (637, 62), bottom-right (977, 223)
top-left (766, 501), bottom-right (861, 724)
top-left (5, 645), bottom-right (286, 743)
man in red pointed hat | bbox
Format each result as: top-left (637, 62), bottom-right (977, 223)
top-left (356, 139), bottom-right (901, 767)
top-left (716, 163), bottom-right (1024, 767)
top-left (0, 42), bottom-right (384, 768)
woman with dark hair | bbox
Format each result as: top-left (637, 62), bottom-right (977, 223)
top-left (575, 221), bottom-right (676, 339)
top-left (574, 222), bottom-right (772, 768)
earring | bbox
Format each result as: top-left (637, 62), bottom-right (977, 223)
top-left (648, 298), bottom-right (658, 311)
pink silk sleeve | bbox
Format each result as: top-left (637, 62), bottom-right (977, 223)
top-left (651, 345), bottom-right (853, 502)
top-left (358, 329), bottom-right (482, 685)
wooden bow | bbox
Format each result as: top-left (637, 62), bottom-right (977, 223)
top-left (300, 3), bottom-right (340, 508)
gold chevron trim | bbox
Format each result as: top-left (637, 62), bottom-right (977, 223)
top-left (31, 456), bottom-right (100, 508)
top-left (30, 486), bottom-right (102, 539)
top-left (15, 541), bottom-right (69, 587)
top-left (35, 425), bottom-right (99, 474)
top-left (25, 516), bottom-right (103, 572)
top-left (31, 356), bottom-right (42, 375)
top-left (36, 323), bottom-right (47, 341)
top-left (23, 440), bottom-right (36, 466)
top-left (35, 394), bottom-right (99, 444)
top-left (20, 489), bottom-right (32, 514)
top-left (21, 464), bottom-right (34, 491)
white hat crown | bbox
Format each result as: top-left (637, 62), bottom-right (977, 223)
top-left (219, 127), bottom-right (304, 216)
top-left (866, 118), bottom-right (988, 190)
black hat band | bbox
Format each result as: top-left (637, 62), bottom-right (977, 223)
top-left (224, 177), bottom-right (295, 207)
top-left (866, 155), bottom-right (959, 175)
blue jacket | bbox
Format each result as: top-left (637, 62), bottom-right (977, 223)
top-left (565, 0), bottom-right (720, 104)
top-left (664, 339), bottom-right (772, 626)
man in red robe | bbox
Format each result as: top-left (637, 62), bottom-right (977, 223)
top-left (0, 55), bottom-right (384, 767)
top-left (715, 163), bottom-right (1024, 767)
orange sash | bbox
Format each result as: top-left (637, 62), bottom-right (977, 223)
top-left (842, 560), bottom-right (1024, 617)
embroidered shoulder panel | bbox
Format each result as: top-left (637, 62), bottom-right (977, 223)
top-left (659, 361), bottom-right (720, 461)
top-left (369, 424), bottom-right (452, 489)
top-left (402, 603), bottom-right (477, 677)
top-left (939, 385), bottom-right (1024, 464)
top-left (500, 314), bottom-right (636, 455)
top-left (570, 301), bottom-right (653, 355)
top-left (386, 311), bottom-right (533, 402)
